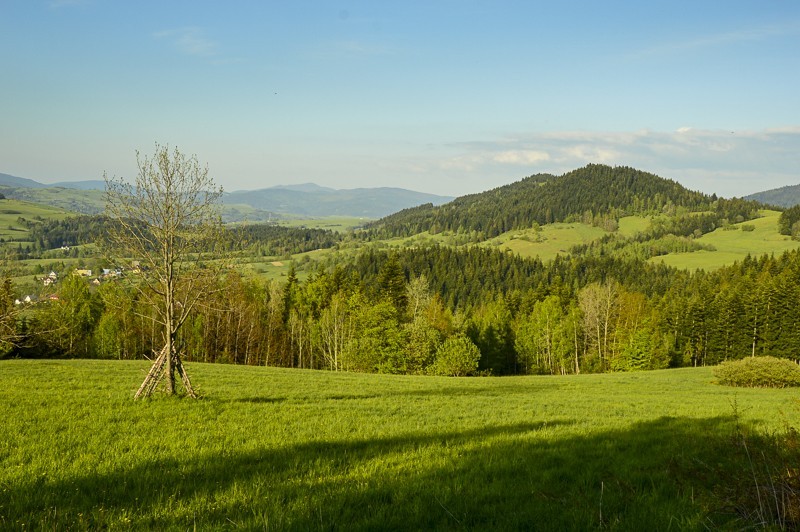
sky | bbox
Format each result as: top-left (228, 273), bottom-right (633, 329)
top-left (1, 1), bottom-right (799, 198)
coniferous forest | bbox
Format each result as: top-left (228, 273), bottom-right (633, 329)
top-left (3, 164), bottom-right (797, 377)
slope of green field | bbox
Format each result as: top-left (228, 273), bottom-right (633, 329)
top-left (0, 199), bottom-right (74, 246)
top-left (1, 360), bottom-right (795, 529)
top-left (485, 223), bottom-right (609, 260)
top-left (0, 186), bottom-right (106, 215)
top-left (617, 215), bottom-right (651, 237)
top-left (651, 210), bottom-right (800, 270)
top-left (280, 215), bottom-right (371, 232)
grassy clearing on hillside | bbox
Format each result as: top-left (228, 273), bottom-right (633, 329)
top-left (652, 210), bottom-right (800, 270)
top-left (1, 360), bottom-right (796, 530)
top-left (0, 199), bottom-right (73, 246)
top-left (617, 215), bottom-right (650, 237)
top-left (280, 216), bottom-right (370, 232)
top-left (1, 188), bottom-right (105, 216)
top-left (485, 223), bottom-right (609, 260)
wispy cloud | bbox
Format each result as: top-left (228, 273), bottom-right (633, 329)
top-left (431, 127), bottom-right (800, 197)
top-left (154, 27), bottom-right (219, 58)
top-left (492, 150), bottom-right (551, 165)
top-left (628, 21), bottom-right (800, 60)
top-left (309, 39), bottom-right (399, 61)
top-left (153, 27), bottom-right (245, 65)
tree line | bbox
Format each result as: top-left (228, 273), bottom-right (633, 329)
top-left (7, 215), bottom-right (341, 261)
top-left (5, 243), bottom-right (798, 376)
top-left (0, 158), bottom-right (793, 378)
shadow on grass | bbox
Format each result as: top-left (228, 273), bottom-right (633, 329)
top-left (235, 396), bottom-right (288, 404)
top-left (3, 416), bottom-right (778, 530)
top-left (227, 381), bottom-right (562, 404)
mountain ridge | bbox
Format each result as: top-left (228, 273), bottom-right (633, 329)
top-left (366, 164), bottom-right (766, 239)
top-left (744, 183), bottom-right (800, 208)
top-left (0, 171), bottom-right (453, 220)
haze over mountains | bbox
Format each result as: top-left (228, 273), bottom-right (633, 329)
top-left (744, 184), bottom-right (800, 208)
top-left (1, 167), bottom-right (797, 223)
top-left (223, 184), bottom-right (452, 218)
top-left (0, 172), bottom-right (452, 220)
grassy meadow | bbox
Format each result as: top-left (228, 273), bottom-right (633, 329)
top-left (0, 199), bottom-right (74, 248)
top-left (279, 216), bottom-right (370, 232)
top-left (484, 223), bottom-right (608, 260)
top-left (1, 360), bottom-right (797, 530)
top-left (0, 188), bottom-right (105, 218)
top-left (652, 210), bottom-right (800, 270)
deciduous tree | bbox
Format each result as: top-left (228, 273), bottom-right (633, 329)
top-left (104, 143), bottom-right (227, 398)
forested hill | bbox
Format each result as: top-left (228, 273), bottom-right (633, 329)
top-left (365, 164), bottom-right (763, 239)
top-left (745, 183), bottom-right (800, 208)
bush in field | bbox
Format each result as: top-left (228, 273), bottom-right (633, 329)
top-left (714, 356), bottom-right (800, 388)
top-left (429, 335), bottom-right (481, 376)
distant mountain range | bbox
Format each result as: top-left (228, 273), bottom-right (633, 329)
top-left (744, 183), bottom-right (800, 208)
top-left (224, 184), bottom-right (451, 218)
top-left (0, 172), bottom-right (453, 220)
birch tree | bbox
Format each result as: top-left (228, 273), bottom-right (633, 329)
top-left (103, 143), bottom-right (226, 398)
top-left (578, 280), bottom-right (619, 371)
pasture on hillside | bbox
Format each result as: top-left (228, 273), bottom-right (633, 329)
top-left (0, 199), bottom-right (73, 249)
top-left (652, 210), bottom-right (800, 270)
top-left (485, 222), bottom-right (608, 260)
top-left (1, 360), bottom-right (796, 529)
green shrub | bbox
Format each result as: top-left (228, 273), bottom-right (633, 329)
top-left (714, 356), bottom-right (800, 388)
top-left (429, 335), bottom-right (481, 376)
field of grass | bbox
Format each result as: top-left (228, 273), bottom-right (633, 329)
top-left (280, 216), bottom-right (371, 232)
top-left (617, 215), bottom-right (650, 237)
top-left (0, 199), bottom-right (74, 246)
top-left (486, 223), bottom-right (609, 260)
top-left (1, 360), bottom-right (796, 529)
top-left (652, 210), bottom-right (800, 270)
top-left (1, 187), bottom-right (105, 215)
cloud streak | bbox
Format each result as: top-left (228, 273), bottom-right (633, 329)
top-left (628, 21), bottom-right (800, 60)
top-left (432, 127), bottom-right (800, 197)
top-left (154, 28), bottom-right (219, 58)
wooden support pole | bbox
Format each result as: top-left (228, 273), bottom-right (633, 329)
top-left (134, 346), bottom-right (168, 400)
top-left (175, 355), bottom-right (197, 399)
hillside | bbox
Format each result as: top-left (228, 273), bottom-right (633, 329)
top-left (366, 164), bottom-right (759, 239)
top-left (0, 198), bottom-right (75, 250)
top-left (0, 172), bottom-right (46, 189)
top-left (0, 185), bottom-right (106, 214)
top-left (650, 209), bottom-right (800, 270)
top-left (4, 163), bottom-right (800, 381)
top-left (0, 171), bottom-right (452, 220)
top-left (223, 185), bottom-right (452, 218)
top-left (745, 183), bottom-right (800, 207)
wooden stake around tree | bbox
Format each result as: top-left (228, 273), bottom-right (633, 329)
top-left (134, 346), bottom-right (197, 399)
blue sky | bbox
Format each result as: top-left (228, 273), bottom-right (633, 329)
top-left (2, 1), bottom-right (799, 197)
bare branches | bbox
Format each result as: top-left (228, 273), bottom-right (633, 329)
top-left (103, 143), bottom-right (230, 398)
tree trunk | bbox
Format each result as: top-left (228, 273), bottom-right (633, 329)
top-left (165, 332), bottom-right (176, 394)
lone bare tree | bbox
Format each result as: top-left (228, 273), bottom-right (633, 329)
top-left (104, 143), bottom-right (226, 399)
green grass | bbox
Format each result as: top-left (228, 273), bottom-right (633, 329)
top-left (280, 216), bottom-right (371, 232)
top-left (0, 199), bottom-right (74, 245)
top-left (617, 215), bottom-right (650, 237)
top-left (1, 360), bottom-right (796, 529)
top-left (651, 210), bottom-right (800, 270)
top-left (1, 187), bottom-right (106, 216)
top-left (485, 223), bottom-right (609, 260)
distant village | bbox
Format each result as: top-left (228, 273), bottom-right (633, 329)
top-left (15, 264), bottom-right (135, 306)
